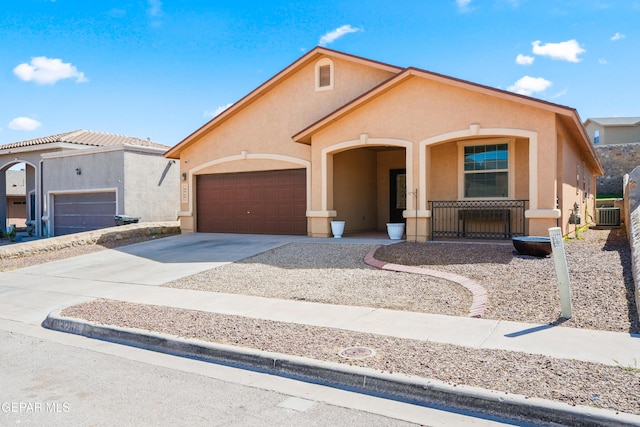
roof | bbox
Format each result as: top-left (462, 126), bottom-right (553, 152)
top-left (293, 66), bottom-right (586, 143)
top-left (0, 130), bottom-right (169, 151)
top-left (164, 46), bottom-right (403, 159)
top-left (585, 117), bottom-right (640, 126)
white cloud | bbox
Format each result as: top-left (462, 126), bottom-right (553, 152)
top-left (456, 0), bottom-right (473, 12)
top-left (552, 88), bottom-right (568, 99)
top-left (204, 103), bottom-right (233, 119)
top-left (531, 39), bottom-right (585, 63)
top-left (508, 76), bottom-right (552, 96)
top-left (611, 32), bottom-right (626, 41)
top-left (13, 56), bottom-right (87, 85)
top-left (319, 25), bottom-right (361, 46)
top-left (8, 117), bottom-right (42, 131)
top-left (148, 0), bottom-right (162, 17)
top-left (515, 54), bottom-right (534, 65)
top-left (598, 58), bottom-right (608, 64)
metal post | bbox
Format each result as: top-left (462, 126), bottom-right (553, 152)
top-left (549, 227), bottom-right (572, 318)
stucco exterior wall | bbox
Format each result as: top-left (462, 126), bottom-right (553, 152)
top-left (333, 149), bottom-right (377, 233)
top-left (42, 146), bottom-right (178, 227)
top-left (123, 151), bottom-right (179, 222)
top-left (429, 143), bottom-right (457, 200)
top-left (308, 75), bottom-right (557, 239)
top-left (43, 149), bottom-right (125, 208)
top-left (177, 56), bottom-right (397, 224)
top-left (170, 49), bottom-right (600, 241)
top-left (557, 120), bottom-right (597, 236)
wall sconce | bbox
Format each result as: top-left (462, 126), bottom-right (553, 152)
top-left (75, 167), bottom-right (82, 175)
top-left (181, 173), bottom-right (187, 181)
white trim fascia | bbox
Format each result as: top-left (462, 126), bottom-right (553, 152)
top-left (403, 210), bottom-right (431, 218)
top-left (0, 142), bottom-right (91, 155)
top-left (525, 209), bottom-right (561, 218)
top-left (41, 144), bottom-right (166, 159)
top-left (47, 187), bottom-right (119, 195)
top-left (306, 210), bottom-right (337, 217)
top-left (321, 137), bottom-right (413, 213)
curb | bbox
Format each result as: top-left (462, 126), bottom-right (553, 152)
top-left (43, 311), bottom-right (640, 427)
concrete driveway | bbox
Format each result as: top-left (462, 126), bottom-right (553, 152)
top-left (0, 232), bottom-right (394, 324)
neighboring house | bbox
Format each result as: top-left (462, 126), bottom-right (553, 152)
top-left (584, 117), bottom-right (640, 145)
top-left (585, 117), bottom-right (640, 197)
top-left (5, 169), bottom-right (26, 229)
top-left (0, 130), bottom-right (179, 237)
top-left (166, 47), bottom-right (604, 241)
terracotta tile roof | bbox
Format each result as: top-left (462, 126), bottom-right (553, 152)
top-left (0, 130), bottom-right (169, 151)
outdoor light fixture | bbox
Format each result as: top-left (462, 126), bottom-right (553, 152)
top-left (181, 172), bottom-right (187, 181)
top-left (75, 167), bottom-right (81, 175)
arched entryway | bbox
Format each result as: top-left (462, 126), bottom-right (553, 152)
top-left (322, 136), bottom-right (412, 236)
top-left (0, 161), bottom-right (38, 236)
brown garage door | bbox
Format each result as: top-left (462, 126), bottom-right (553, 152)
top-left (53, 192), bottom-right (116, 236)
top-left (197, 169), bottom-right (306, 235)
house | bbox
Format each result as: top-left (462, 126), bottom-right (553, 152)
top-left (165, 47), bottom-right (603, 241)
top-left (0, 130), bottom-right (179, 237)
top-left (585, 117), bottom-right (640, 197)
top-left (584, 117), bottom-right (640, 145)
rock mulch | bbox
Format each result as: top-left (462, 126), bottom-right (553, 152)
top-left (57, 228), bottom-right (640, 416)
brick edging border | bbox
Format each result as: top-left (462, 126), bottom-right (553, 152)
top-left (364, 246), bottom-right (487, 318)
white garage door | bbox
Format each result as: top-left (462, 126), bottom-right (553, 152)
top-left (53, 192), bottom-right (116, 236)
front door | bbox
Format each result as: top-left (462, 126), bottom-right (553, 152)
top-left (389, 169), bottom-right (406, 223)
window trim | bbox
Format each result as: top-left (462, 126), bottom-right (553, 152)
top-left (457, 138), bottom-right (515, 200)
top-left (315, 58), bottom-right (334, 91)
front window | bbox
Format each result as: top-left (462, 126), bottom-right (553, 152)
top-left (463, 143), bottom-right (509, 198)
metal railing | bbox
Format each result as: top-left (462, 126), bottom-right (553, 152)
top-left (430, 200), bottom-right (527, 240)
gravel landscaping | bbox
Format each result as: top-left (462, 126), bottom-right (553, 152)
top-left (62, 299), bottom-right (640, 416)
top-left (8, 226), bottom-right (638, 416)
top-left (163, 227), bottom-right (638, 333)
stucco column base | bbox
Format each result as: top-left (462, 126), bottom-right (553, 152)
top-left (403, 210), bottom-right (431, 242)
top-left (525, 209), bottom-right (561, 237)
top-left (527, 218), bottom-right (558, 237)
top-left (307, 211), bottom-right (337, 238)
top-left (179, 215), bottom-right (194, 233)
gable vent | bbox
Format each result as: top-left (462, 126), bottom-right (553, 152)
top-left (318, 65), bottom-right (331, 87)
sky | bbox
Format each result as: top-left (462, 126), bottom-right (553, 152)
top-left (1, 0), bottom-right (639, 147)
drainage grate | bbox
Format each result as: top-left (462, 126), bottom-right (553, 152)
top-left (338, 346), bottom-right (376, 359)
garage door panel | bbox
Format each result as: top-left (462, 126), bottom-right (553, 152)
top-left (53, 192), bottom-right (116, 236)
top-left (197, 169), bottom-right (306, 235)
